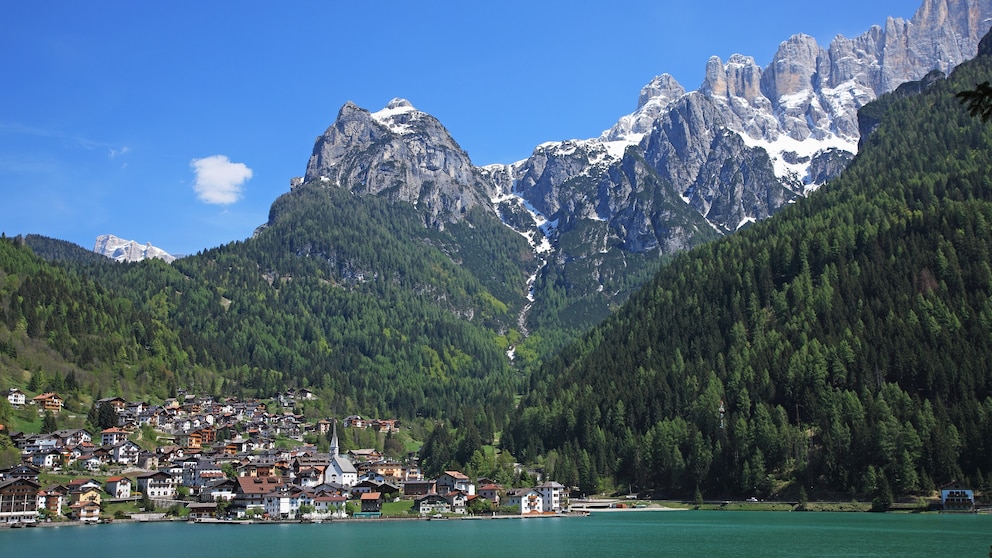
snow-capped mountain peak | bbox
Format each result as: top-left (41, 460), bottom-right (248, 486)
top-left (371, 98), bottom-right (422, 135)
top-left (93, 234), bottom-right (175, 263)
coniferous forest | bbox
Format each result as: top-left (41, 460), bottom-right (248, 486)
top-left (505, 41), bottom-right (992, 500)
top-left (1, 184), bottom-right (534, 436)
top-left (4, 30), bottom-right (992, 504)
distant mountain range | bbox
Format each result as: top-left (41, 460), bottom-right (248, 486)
top-left (93, 234), bottom-right (176, 263)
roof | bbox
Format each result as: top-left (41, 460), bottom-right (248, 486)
top-left (330, 455), bottom-right (357, 475)
top-left (0, 478), bottom-right (41, 490)
top-left (235, 476), bottom-right (284, 495)
top-left (314, 495), bottom-right (347, 504)
top-left (360, 491), bottom-right (382, 500)
top-left (137, 470), bottom-right (174, 480)
top-left (442, 471), bottom-right (469, 480)
top-left (414, 493), bottom-right (448, 503)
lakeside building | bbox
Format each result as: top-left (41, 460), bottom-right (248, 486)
top-left (1, 392), bottom-right (569, 522)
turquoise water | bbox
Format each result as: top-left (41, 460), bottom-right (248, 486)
top-left (2, 511), bottom-right (989, 557)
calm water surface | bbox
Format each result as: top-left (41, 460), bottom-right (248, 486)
top-left (3, 511), bottom-right (989, 557)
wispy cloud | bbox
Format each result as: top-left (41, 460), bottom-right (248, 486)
top-left (109, 146), bottom-right (130, 159)
top-left (190, 155), bottom-right (253, 205)
top-left (0, 122), bottom-right (129, 156)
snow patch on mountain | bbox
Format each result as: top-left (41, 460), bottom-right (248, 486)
top-left (371, 98), bottom-right (420, 135)
top-left (738, 131), bottom-right (856, 191)
top-left (93, 234), bottom-right (175, 263)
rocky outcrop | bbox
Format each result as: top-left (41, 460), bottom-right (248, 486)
top-left (305, 98), bottom-right (491, 228)
top-left (604, 74), bottom-right (687, 143)
top-left (632, 0), bottom-right (992, 230)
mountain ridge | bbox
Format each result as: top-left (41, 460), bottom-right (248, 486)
top-left (298, 0), bottom-right (992, 335)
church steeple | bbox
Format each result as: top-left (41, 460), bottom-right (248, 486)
top-left (330, 419), bottom-right (339, 457)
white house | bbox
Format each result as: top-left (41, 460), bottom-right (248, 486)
top-left (263, 486), bottom-right (312, 519)
top-left (446, 490), bottom-right (469, 514)
top-left (105, 476), bottom-right (133, 499)
top-left (940, 483), bottom-right (975, 511)
top-left (535, 481), bottom-right (566, 513)
top-left (77, 455), bottom-right (103, 472)
top-left (437, 471), bottom-right (475, 495)
top-left (21, 434), bottom-right (59, 454)
top-left (506, 488), bottom-right (545, 514)
top-left (110, 441), bottom-right (141, 466)
top-left (30, 451), bottom-right (62, 469)
top-left (313, 493), bottom-right (347, 519)
top-left (503, 481), bottom-right (565, 514)
top-left (181, 458), bottom-right (224, 491)
top-left (101, 427), bottom-right (130, 447)
top-left (52, 428), bottom-right (92, 448)
top-left (413, 493), bottom-right (451, 516)
top-left (202, 478), bottom-right (237, 502)
top-left (136, 471), bottom-right (178, 500)
top-left (6, 388), bottom-right (25, 408)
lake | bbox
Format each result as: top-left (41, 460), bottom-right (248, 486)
top-left (2, 511), bottom-right (989, 557)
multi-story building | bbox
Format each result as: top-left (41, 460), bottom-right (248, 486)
top-left (0, 478), bottom-right (40, 523)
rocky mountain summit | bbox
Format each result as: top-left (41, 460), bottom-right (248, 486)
top-left (600, 0), bottom-right (992, 233)
top-left (295, 0), bottom-right (992, 330)
top-left (93, 234), bottom-right (176, 263)
top-left (305, 98), bottom-right (492, 229)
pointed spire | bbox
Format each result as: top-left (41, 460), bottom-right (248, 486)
top-left (330, 419), bottom-right (339, 457)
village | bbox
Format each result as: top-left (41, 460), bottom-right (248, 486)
top-left (0, 387), bottom-right (570, 525)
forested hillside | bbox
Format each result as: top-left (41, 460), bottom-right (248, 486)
top-left (1, 182), bottom-right (534, 431)
top-left (0, 234), bottom-right (199, 412)
top-left (504, 42), bottom-right (992, 501)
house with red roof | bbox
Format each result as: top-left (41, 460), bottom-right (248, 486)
top-left (32, 392), bottom-right (63, 413)
top-left (105, 476), bottom-right (132, 499)
top-left (358, 491), bottom-right (383, 516)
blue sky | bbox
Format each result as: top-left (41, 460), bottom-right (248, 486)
top-left (1, 0), bottom-right (922, 256)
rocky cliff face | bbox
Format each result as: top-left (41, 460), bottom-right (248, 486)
top-left (93, 234), bottom-right (175, 263)
top-left (304, 98), bottom-right (491, 229)
top-left (295, 0), bottom-right (991, 331)
top-left (604, 0), bottom-right (992, 232)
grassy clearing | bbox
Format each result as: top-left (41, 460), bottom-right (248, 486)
top-left (381, 499), bottom-right (415, 517)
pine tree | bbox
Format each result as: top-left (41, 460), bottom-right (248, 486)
top-left (97, 403), bottom-right (118, 430)
top-left (41, 410), bottom-right (57, 434)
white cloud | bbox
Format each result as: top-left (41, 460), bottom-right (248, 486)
top-left (191, 155), bottom-right (253, 205)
